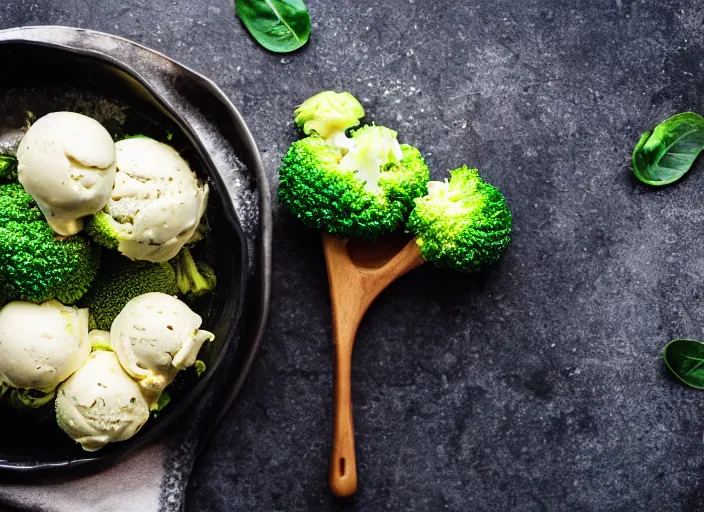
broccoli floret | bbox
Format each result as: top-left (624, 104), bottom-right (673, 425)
top-left (85, 137), bottom-right (209, 263)
top-left (0, 155), bottom-right (18, 181)
top-left (279, 125), bottom-right (429, 239)
top-left (0, 183), bottom-right (100, 304)
top-left (407, 166), bottom-right (512, 272)
top-left (173, 247), bottom-right (217, 299)
top-left (0, 223), bottom-right (99, 304)
top-left (86, 212), bottom-right (120, 251)
top-left (81, 260), bottom-right (179, 331)
top-left (281, 91), bottom-right (429, 239)
top-left (294, 91), bottom-right (365, 139)
top-left (0, 182), bottom-right (42, 223)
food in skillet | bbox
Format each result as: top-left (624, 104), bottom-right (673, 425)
top-left (87, 137), bottom-right (209, 262)
top-left (0, 301), bottom-right (90, 408)
top-left (17, 111), bottom-right (117, 236)
top-left (110, 292), bottom-right (214, 407)
top-left (81, 259), bottom-right (180, 331)
top-left (55, 349), bottom-right (150, 452)
top-left (0, 182), bottom-right (99, 304)
top-left (0, 112), bottom-right (218, 451)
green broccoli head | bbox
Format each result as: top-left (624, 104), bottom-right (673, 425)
top-left (407, 166), bottom-right (512, 272)
top-left (0, 155), bottom-right (18, 181)
top-left (173, 246), bottom-right (217, 300)
top-left (279, 125), bottom-right (429, 240)
top-left (80, 259), bottom-right (179, 331)
top-left (294, 91), bottom-right (365, 139)
top-left (0, 182), bottom-right (43, 223)
top-left (0, 183), bottom-right (100, 304)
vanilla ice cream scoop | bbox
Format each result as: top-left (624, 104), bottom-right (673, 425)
top-left (111, 292), bottom-right (214, 404)
top-left (17, 112), bottom-right (117, 236)
top-left (95, 137), bottom-right (208, 262)
top-left (56, 350), bottom-right (150, 452)
top-left (0, 300), bottom-right (90, 391)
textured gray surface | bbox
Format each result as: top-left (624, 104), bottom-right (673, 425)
top-left (3, 0), bottom-right (704, 510)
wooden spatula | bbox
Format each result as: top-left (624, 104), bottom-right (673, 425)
top-left (322, 232), bottom-right (425, 497)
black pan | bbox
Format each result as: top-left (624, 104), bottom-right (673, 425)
top-left (0, 26), bottom-right (271, 477)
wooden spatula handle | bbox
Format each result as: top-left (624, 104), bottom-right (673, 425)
top-left (329, 338), bottom-right (357, 497)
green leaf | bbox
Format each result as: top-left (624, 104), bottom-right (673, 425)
top-left (633, 112), bottom-right (704, 186)
top-left (236, 0), bottom-right (311, 53)
top-left (663, 339), bottom-right (704, 389)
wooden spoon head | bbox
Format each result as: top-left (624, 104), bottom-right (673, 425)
top-left (345, 232), bottom-right (416, 269)
top-left (322, 232), bottom-right (425, 318)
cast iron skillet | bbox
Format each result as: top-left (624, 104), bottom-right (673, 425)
top-left (0, 27), bottom-right (271, 477)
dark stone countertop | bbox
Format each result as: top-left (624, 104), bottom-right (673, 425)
top-left (4, 0), bottom-right (704, 510)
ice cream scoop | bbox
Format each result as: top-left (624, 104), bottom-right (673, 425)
top-left (95, 137), bottom-right (208, 262)
top-left (55, 350), bottom-right (150, 452)
top-left (17, 111), bottom-right (117, 236)
top-left (0, 300), bottom-right (90, 391)
top-left (110, 292), bottom-right (214, 404)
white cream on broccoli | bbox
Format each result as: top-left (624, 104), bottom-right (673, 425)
top-left (55, 350), bottom-right (150, 452)
top-left (0, 300), bottom-right (90, 391)
top-left (110, 292), bottom-right (214, 405)
top-left (98, 137), bottom-right (208, 262)
top-left (17, 112), bottom-right (117, 236)
top-left (338, 126), bottom-right (404, 193)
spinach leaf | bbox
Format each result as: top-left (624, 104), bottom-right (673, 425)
top-left (236, 0), bottom-right (311, 53)
top-left (632, 112), bottom-right (704, 186)
top-left (663, 339), bottom-right (704, 389)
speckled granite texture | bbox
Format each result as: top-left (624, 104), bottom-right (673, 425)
top-left (4, 0), bottom-right (704, 510)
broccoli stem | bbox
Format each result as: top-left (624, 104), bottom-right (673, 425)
top-left (173, 247), bottom-right (216, 299)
